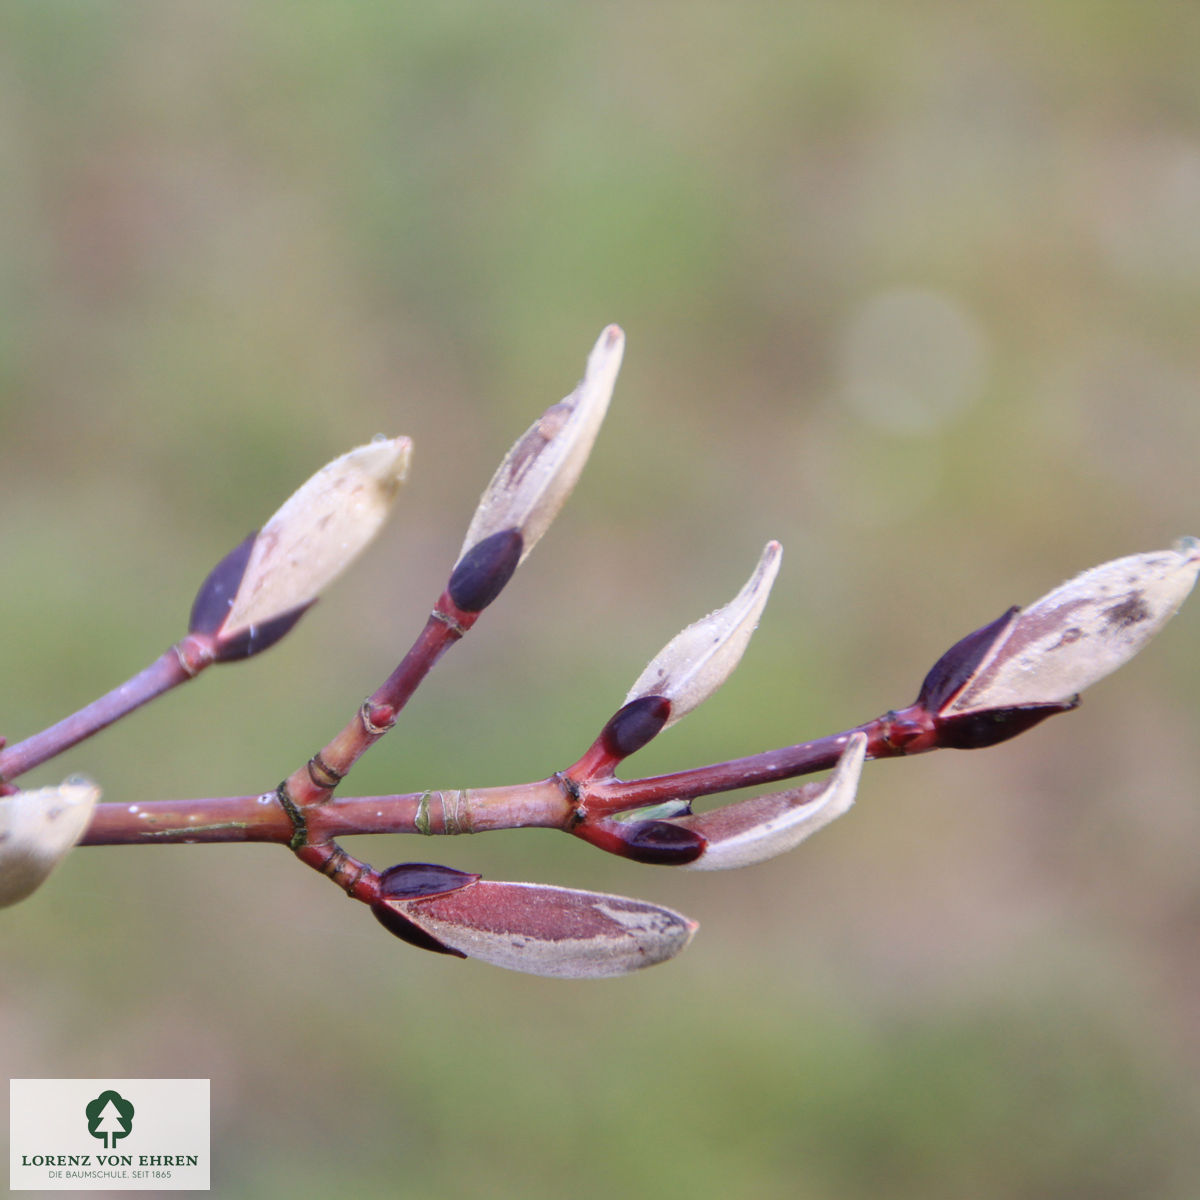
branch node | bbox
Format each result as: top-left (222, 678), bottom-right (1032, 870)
top-left (274, 782), bottom-right (308, 850)
top-left (306, 753), bottom-right (344, 791)
top-left (441, 790), bottom-right (473, 835)
top-left (173, 634), bottom-right (215, 677)
top-left (414, 792), bottom-right (432, 835)
top-left (430, 607), bottom-right (469, 637)
top-left (359, 700), bottom-right (396, 737)
top-left (554, 771), bottom-right (585, 827)
top-left (320, 844), bottom-right (368, 892)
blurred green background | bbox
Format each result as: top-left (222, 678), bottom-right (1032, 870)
top-left (4, 3), bottom-right (1200, 1196)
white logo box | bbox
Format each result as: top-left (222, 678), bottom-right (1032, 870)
top-left (10, 1079), bottom-right (209, 1192)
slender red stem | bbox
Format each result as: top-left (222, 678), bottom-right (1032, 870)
top-left (81, 792), bottom-right (289, 844)
top-left (278, 594), bottom-right (476, 816)
top-left (78, 708), bottom-right (937, 847)
top-left (581, 716), bottom-right (918, 814)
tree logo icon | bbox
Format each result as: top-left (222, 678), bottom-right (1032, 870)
top-left (85, 1089), bottom-right (135, 1149)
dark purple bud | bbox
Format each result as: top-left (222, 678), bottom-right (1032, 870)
top-left (621, 820), bottom-right (706, 865)
top-left (371, 862), bottom-right (481, 958)
top-left (447, 528), bottom-right (524, 612)
top-left (377, 861), bottom-right (480, 899)
top-left (572, 816), bottom-right (705, 865)
top-left (935, 699), bottom-right (1078, 750)
top-left (189, 531), bottom-right (311, 662)
top-left (600, 695), bottom-right (672, 761)
top-left (372, 904), bottom-right (467, 957)
top-left (917, 607), bottom-right (1020, 712)
top-left (210, 606), bottom-right (310, 662)
top-left (189, 533), bottom-right (257, 635)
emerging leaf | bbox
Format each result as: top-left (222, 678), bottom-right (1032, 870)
top-left (673, 732), bottom-right (866, 870)
top-left (454, 325), bottom-right (624, 579)
top-left (623, 540), bottom-right (782, 732)
top-left (0, 776), bottom-right (100, 906)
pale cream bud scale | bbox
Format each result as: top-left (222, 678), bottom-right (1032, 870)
top-left (678, 732), bottom-right (866, 870)
top-left (945, 538), bottom-right (1200, 715)
top-left (0, 776), bottom-right (101, 906)
top-left (456, 325), bottom-right (624, 568)
top-left (220, 436), bottom-right (412, 638)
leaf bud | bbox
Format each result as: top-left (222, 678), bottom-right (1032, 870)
top-left (921, 539), bottom-right (1200, 727)
top-left (372, 873), bottom-right (696, 977)
top-left (446, 528), bottom-right (524, 613)
top-left (190, 436), bottom-right (412, 660)
top-left (0, 776), bottom-right (100, 906)
top-left (598, 695), bottom-right (673, 761)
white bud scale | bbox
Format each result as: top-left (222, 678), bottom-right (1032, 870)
top-left (0, 777), bottom-right (101, 907)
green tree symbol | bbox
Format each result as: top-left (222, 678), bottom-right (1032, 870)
top-left (85, 1090), bottom-right (135, 1149)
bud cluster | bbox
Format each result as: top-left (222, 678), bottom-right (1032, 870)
top-left (2, 329), bottom-right (1196, 980)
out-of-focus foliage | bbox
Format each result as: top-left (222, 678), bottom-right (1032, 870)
top-left (3, 3), bottom-right (1200, 1196)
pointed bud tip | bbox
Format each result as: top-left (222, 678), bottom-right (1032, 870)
top-left (589, 325), bottom-right (625, 371)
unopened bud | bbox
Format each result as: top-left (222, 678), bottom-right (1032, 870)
top-left (372, 869), bottom-right (696, 977)
top-left (446, 528), bottom-right (524, 614)
top-left (672, 732), bottom-right (866, 870)
top-left (0, 776), bottom-right (100, 906)
top-left (623, 541), bottom-right (782, 733)
top-left (922, 539), bottom-right (1200, 731)
top-left (598, 695), bottom-right (673, 761)
top-left (190, 436), bottom-right (412, 660)
top-left (453, 326), bottom-right (624, 594)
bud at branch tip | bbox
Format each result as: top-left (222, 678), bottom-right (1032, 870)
top-left (920, 539), bottom-right (1200, 726)
top-left (453, 326), bottom-right (625, 593)
top-left (190, 436), bottom-right (412, 660)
